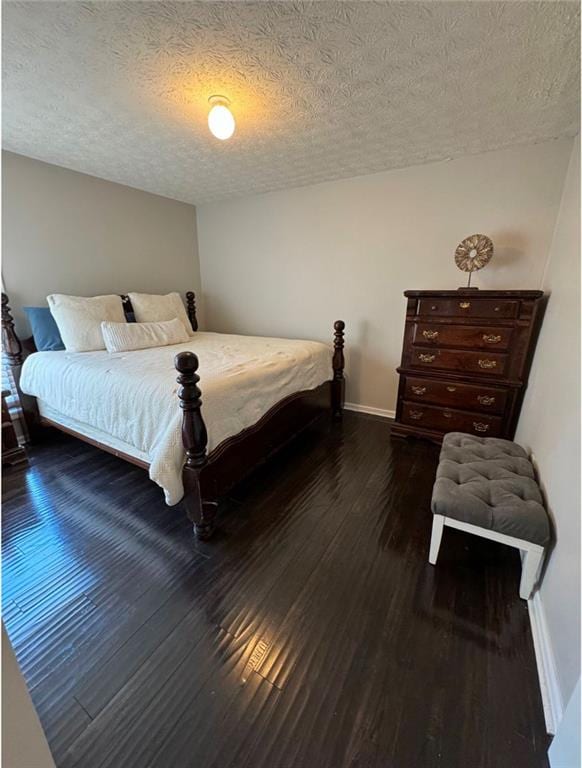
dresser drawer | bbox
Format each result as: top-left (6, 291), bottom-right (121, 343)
top-left (417, 297), bottom-right (519, 319)
top-left (410, 347), bottom-right (507, 376)
top-left (401, 401), bottom-right (503, 437)
top-left (412, 323), bottom-right (512, 350)
top-left (404, 377), bottom-right (508, 415)
top-left (395, 290), bottom-right (544, 443)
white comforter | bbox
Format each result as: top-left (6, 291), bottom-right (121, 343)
top-left (20, 332), bottom-right (332, 505)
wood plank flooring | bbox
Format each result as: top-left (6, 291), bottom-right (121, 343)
top-left (2, 413), bottom-right (549, 767)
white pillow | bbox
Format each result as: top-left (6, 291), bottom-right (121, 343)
top-left (47, 294), bottom-right (125, 352)
top-left (127, 292), bottom-right (194, 336)
top-left (101, 318), bottom-right (189, 353)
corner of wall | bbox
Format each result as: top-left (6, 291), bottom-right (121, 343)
top-left (517, 132), bottom-right (581, 733)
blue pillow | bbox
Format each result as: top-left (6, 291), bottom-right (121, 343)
top-left (23, 307), bottom-right (65, 351)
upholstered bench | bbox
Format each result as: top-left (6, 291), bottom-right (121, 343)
top-left (429, 432), bottom-right (550, 600)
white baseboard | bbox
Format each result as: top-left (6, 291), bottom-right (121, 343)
top-left (344, 402), bottom-right (395, 420)
top-left (528, 590), bottom-right (564, 735)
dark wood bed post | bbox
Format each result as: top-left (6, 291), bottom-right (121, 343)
top-left (1, 293), bottom-right (35, 439)
top-left (332, 320), bottom-right (345, 418)
top-left (186, 292), bottom-right (198, 332)
top-left (175, 350), bottom-right (217, 540)
top-left (1, 293), bottom-right (23, 368)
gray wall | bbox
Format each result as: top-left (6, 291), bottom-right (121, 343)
top-left (516, 136), bottom-right (581, 710)
top-left (2, 151), bottom-right (201, 335)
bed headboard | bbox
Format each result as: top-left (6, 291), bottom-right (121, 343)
top-left (1, 290), bottom-right (198, 359)
top-left (119, 292), bottom-right (197, 332)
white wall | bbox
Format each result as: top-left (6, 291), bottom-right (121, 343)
top-left (516, 136), bottom-right (581, 711)
top-left (549, 678), bottom-right (581, 768)
top-left (2, 624), bottom-right (56, 768)
top-left (197, 139), bottom-right (573, 411)
top-left (2, 151), bottom-right (201, 335)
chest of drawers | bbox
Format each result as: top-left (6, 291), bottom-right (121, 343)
top-left (391, 290), bottom-right (545, 442)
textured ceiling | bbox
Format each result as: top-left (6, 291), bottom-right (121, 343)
top-left (3, 1), bottom-right (580, 205)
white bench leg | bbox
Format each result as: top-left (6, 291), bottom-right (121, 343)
top-left (429, 514), bottom-right (445, 565)
top-left (520, 548), bottom-right (544, 600)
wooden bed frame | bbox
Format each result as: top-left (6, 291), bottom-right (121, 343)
top-left (1, 291), bottom-right (345, 540)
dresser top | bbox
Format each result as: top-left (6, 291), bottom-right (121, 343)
top-left (404, 290), bottom-right (544, 299)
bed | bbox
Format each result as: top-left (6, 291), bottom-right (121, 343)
top-left (1, 291), bottom-right (345, 540)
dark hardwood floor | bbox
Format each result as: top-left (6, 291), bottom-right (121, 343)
top-left (2, 412), bottom-right (549, 768)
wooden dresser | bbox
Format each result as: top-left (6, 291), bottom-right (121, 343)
top-left (391, 290), bottom-right (545, 442)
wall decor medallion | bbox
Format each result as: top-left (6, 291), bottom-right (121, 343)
top-left (454, 234), bottom-right (493, 288)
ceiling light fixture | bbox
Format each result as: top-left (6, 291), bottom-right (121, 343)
top-left (208, 95), bottom-right (235, 140)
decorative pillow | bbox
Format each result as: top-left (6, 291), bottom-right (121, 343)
top-left (101, 318), bottom-right (189, 353)
top-left (23, 307), bottom-right (65, 351)
top-left (47, 294), bottom-right (126, 352)
top-left (127, 292), bottom-right (194, 336)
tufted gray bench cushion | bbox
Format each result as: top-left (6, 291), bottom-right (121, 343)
top-left (431, 432), bottom-right (549, 546)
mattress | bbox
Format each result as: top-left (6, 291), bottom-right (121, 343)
top-left (20, 331), bottom-right (332, 505)
top-left (37, 401), bottom-right (150, 465)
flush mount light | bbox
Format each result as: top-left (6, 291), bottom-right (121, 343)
top-left (207, 95), bottom-right (235, 140)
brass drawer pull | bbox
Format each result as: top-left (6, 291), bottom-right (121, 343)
top-left (411, 385), bottom-right (426, 395)
top-left (459, 301), bottom-right (471, 309)
top-left (446, 386), bottom-right (457, 392)
top-left (409, 410), bottom-right (423, 420)
top-left (473, 422), bottom-right (490, 433)
top-left (418, 353), bottom-right (436, 363)
top-left (483, 334), bottom-right (502, 344)
top-left (422, 330), bottom-right (439, 340)
top-left (443, 411), bottom-right (452, 418)
top-left (477, 395), bottom-right (495, 406)
top-left (478, 359), bottom-right (497, 369)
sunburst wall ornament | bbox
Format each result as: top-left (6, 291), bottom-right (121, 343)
top-left (454, 234), bottom-right (494, 288)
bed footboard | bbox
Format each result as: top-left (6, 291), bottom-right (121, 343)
top-left (175, 351), bottom-right (217, 540)
top-left (176, 320), bottom-right (345, 541)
